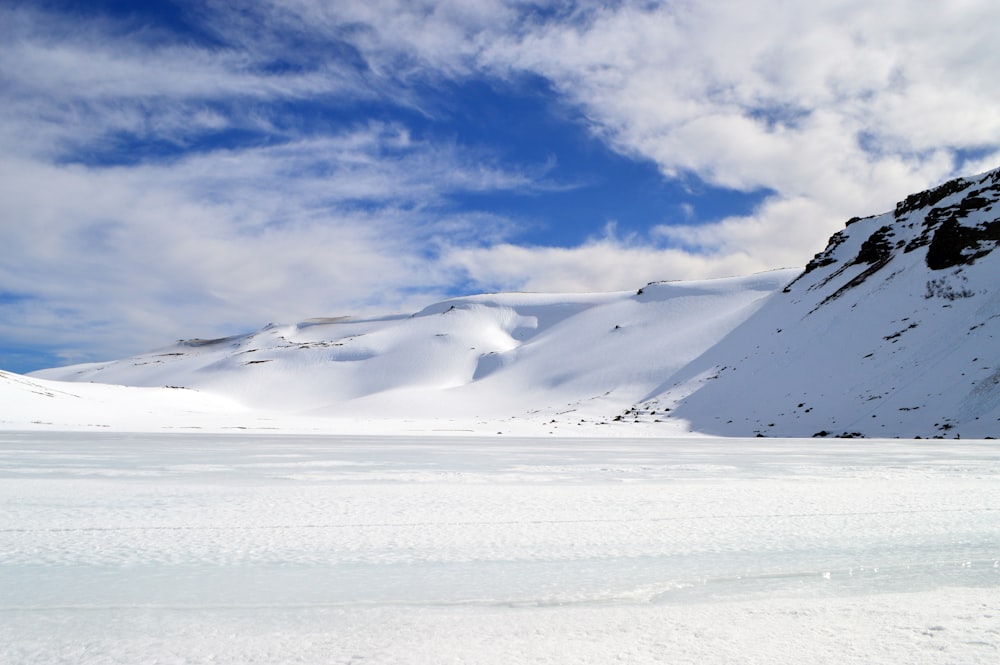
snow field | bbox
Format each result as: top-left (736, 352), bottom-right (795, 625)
top-left (1, 433), bottom-right (998, 663)
top-left (4, 590), bottom-right (1000, 665)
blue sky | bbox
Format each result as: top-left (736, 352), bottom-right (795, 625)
top-left (2, 0), bottom-right (1000, 373)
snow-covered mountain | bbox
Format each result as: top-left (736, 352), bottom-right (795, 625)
top-left (10, 166), bottom-right (1000, 438)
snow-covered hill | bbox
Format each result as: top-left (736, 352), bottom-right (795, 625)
top-left (659, 166), bottom-right (1000, 439)
top-left (22, 272), bottom-right (793, 434)
top-left (11, 167), bottom-right (1000, 438)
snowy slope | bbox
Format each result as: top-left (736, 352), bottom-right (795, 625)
top-left (0, 369), bottom-right (251, 431)
top-left (25, 272), bottom-right (793, 433)
top-left (660, 167), bottom-right (1000, 439)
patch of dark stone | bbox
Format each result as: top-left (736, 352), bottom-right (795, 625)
top-left (905, 185), bottom-right (1000, 256)
top-left (811, 225), bottom-right (896, 309)
top-left (926, 217), bottom-right (1000, 270)
top-left (894, 176), bottom-right (968, 219)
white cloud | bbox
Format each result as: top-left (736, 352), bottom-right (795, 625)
top-left (224, 0), bottom-right (1000, 278)
top-left (461, 0), bottom-right (1000, 275)
top-left (444, 238), bottom-right (765, 295)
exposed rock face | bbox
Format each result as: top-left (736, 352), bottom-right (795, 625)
top-left (902, 170), bottom-right (1000, 269)
top-left (788, 168), bottom-right (1000, 304)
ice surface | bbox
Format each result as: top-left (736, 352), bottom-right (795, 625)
top-left (1, 432), bottom-right (998, 663)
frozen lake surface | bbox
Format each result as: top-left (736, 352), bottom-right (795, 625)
top-left (1, 432), bottom-right (998, 663)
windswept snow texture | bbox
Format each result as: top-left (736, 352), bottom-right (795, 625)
top-left (25, 271), bottom-right (794, 434)
top-left (664, 167), bottom-right (1000, 439)
top-left (1, 433), bottom-right (998, 664)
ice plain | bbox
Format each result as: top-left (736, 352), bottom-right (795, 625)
top-left (2, 431), bottom-right (998, 664)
